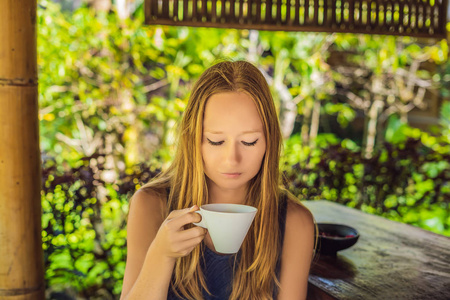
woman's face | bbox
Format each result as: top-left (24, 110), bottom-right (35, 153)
top-left (201, 92), bottom-right (266, 192)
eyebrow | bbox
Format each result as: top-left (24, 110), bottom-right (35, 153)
top-left (204, 130), bottom-right (262, 134)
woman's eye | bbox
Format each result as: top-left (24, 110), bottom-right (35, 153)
top-left (242, 139), bottom-right (258, 146)
top-left (206, 138), bottom-right (258, 146)
top-left (207, 138), bottom-right (224, 146)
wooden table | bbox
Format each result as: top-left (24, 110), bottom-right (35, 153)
top-left (303, 200), bottom-right (450, 300)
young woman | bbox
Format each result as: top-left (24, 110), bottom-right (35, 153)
top-left (120, 61), bottom-right (316, 300)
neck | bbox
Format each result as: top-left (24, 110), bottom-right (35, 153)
top-left (206, 182), bottom-right (248, 205)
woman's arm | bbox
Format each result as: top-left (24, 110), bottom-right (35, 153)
top-left (120, 189), bottom-right (206, 300)
top-left (277, 200), bottom-right (316, 300)
top-left (120, 189), bottom-right (171, 300)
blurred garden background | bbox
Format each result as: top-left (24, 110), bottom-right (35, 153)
top-left (39, 0), bottom-right (450, 298)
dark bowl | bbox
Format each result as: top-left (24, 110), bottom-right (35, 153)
top-left (317, 223), bottom-right (359, 255)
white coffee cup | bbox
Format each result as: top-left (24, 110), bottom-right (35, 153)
top-left (193, 203), bottom-right (257, 254)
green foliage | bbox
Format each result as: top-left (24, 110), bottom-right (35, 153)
top-left (329, 33), bottom-right (448, 155)
top-left (42, 156), bottom-right (159, 298)
top-left (38, 0), bottom-right (225, 168)
top-left (37, 1), bottom-right (450, 298)
top-left (283, 129), bottom-right (450, 236)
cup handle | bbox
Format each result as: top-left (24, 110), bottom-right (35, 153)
top-left (193, 210), bottom-right (207, 228)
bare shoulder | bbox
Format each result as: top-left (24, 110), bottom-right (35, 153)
top-left (285, 195), bottom-right (315, 233)
top-left (121, 188), bottom-right (167, 297)
top-left (282, 192), bottom-right (316, 255)
top-left (126, 187), bottom-right (167, 257)
top-left (129, 187), bottom-right (167, 221)
top-left (278, 195), bottom-right (316, 299)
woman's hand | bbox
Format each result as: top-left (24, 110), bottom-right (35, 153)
top-left (151, 205), bottom-right (207, 262)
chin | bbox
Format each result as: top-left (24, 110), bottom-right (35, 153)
top-left (219, 181), bottom-right (246, 190)
top-left (209, 178), bottom-right (247, 191)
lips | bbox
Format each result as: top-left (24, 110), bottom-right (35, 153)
top-left (222, 173), bottom-right (242, 178)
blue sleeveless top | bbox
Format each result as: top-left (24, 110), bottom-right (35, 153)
top-left (167, 194), bottom-right (288, 300)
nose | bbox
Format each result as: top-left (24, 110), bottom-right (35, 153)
top-left (224, 141), bottom-right (240, 165)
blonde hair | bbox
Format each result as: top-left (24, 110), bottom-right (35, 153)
top-left (141, 60), bottom-right (284, 299)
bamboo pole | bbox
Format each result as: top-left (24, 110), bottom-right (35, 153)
top-left (0, 0), bottom-right (45, 299)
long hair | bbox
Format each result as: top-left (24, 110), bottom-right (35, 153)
top-left (141, 60), bottom-right (283, 299)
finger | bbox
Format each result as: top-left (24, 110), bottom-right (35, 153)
top-left (166, 208), bottom-right (190, 220)
top-left (178, 226), bottom-right (207, 241)
top-left (167, 210), bottom-right (202, 230)
top-left (166, 206), bottom-right (196, 220)
top-left (175, 235), bottom-right (205, 256)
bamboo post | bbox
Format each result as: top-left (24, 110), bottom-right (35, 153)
top-left (0, 0), bottom-right (45, 299)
